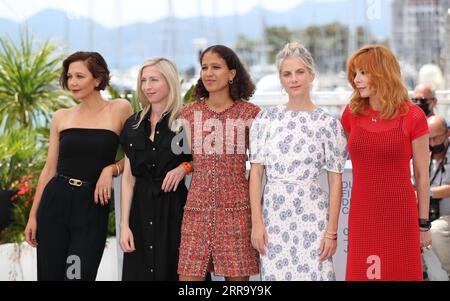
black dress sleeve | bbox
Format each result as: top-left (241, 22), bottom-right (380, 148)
top-left (120, 113), bottom-right (142, 159)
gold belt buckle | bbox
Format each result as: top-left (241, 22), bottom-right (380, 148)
top-left (69, 178), bottom-right (83, 187)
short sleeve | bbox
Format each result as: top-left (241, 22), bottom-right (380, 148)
top-left (119, 123), bottom-right (131, 159)
top-left (324, 116), bottom-right (348, 173)
top-left (340, 105), bottom-right (352, 133)
top-left (119, 113), bottom-right (140, 159)
top-left (248, 102), bottom-right (261, 119)
top-left (180, 104), bottom-right (191, 121)
top-left (408, 104), bottom-right (429, 142)
top-left (249, 109), bottom-right (270, 165)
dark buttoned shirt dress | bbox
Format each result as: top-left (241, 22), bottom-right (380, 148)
top-left (120, 111), bottom-right (191, 281)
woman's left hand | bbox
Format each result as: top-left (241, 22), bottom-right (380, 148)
top-left (95, 165), bottom-right (114, 205)
top-left (161, 165), bottom-right (187, 192)
top-left (319, 237), bottom-right (337, 262)
top-left (420, 230), bottom-right (432, 250)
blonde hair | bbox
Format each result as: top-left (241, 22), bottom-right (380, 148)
top-left (347, 45), bottom-right (410, 119)
top-left (134, 58), bottom-right (182, 131)
top-left (276, 42), bottom-right (316, 75)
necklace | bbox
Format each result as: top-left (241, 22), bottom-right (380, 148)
top-left (369, 110), bottom-right (380, 123)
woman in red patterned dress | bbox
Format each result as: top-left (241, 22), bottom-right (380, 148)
top-left (341, 45), bottom-right (432, 281)
top-left (178, 45), bottom-right (260, 281)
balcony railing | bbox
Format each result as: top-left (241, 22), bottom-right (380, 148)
top-left (251, 90), bottom-right (450, 117)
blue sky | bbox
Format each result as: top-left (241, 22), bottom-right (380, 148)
top-left (0, 0), bottom-right (339, 28)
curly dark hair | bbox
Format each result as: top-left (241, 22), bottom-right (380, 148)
top-left (60, 51), bottom-right (111, 91)
top-left (194, 45), bottom-right (256, 101)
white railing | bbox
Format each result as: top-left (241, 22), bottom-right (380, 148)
top-left (251, 90), bottom-right (450, 117)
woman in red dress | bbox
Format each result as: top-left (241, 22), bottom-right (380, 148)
top-left (341, 45), bottom-right (432, 281)
top-left (178, 45), bottom-right (260, 281)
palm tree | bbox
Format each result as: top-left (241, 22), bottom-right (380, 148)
top-left (0, 31), bottom-right (73, 131)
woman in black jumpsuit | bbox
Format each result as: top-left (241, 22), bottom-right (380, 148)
top-left (119, 58), bottom-right (191, 281)
top-left (24, 51), bottom-right (133, 281)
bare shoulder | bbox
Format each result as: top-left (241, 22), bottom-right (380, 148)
top-left (111, 98), bottom-right (132, 111)
top-left (52, 108), bottom-right (72, 126)
top-left (111, 98), bottom-right (133, 118)
top-left (110, 99), bottom-right (134, 129)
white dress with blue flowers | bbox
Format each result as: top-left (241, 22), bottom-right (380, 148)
top-left (249, 105), bottom-right (348, 281)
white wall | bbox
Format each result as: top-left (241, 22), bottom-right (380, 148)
top-left (0, 238), bottom-right (118, 281)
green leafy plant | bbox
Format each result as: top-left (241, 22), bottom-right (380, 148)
top-left (0, 129), bottom-right (45, 190)
top-left (0, 31), bottom-right (73, 131)
top-left (0, 129), bottom-right (45, 243)
top-left (0, 31), bottom-right (68, 243)
top-left (183, 84), bottom-right (196, 104)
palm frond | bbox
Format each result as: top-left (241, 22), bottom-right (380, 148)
top-left (0, 32), bottom-right (72, 131)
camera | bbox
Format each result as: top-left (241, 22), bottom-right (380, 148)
top-left (429, 197), bottom-right (441, 222)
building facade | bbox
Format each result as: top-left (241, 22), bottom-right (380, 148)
top-left (392, 0), bottom-right (450, 81)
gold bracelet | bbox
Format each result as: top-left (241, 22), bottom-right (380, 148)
top-left (115, 163), bottom-right (121, 177)
top-left (325, 231), bottom-right (338, 240)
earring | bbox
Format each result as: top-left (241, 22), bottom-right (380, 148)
top-left (229, 79), bottom-right (234, 85)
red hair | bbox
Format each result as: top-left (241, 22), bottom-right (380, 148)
top-left (347, 45), bottom-right (410, 119)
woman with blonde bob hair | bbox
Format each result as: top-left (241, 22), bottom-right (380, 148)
top-left (119, 58), bottom-right (192, 281)
top-left (341, 45), bottom-right (431, 281)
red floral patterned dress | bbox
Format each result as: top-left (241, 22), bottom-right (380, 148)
top-left (177, 99), bottom-right (261, 277)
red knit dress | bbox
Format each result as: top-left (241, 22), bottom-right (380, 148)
top-left (177, 100), bottom-right (261, 277)
top-left (341, 103), bottom-right (428, 281)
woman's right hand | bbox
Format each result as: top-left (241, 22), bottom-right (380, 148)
top-left (25, 217), bottom-right (38, 248)
top-left (251, 222), bottom-right (268, 256)
top-left (120, 226), bottom-right (136, 253)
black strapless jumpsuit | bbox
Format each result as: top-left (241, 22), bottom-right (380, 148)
top-left (36, 128), bottom-right (118, 281)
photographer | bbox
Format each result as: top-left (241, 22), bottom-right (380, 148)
top-left (412, 84), bottom-right (437, 117)
top-left (427, 115), bottom-right (450, 278)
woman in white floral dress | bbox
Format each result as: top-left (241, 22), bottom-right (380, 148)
top-left (249, 42), bottom-right (348, 281)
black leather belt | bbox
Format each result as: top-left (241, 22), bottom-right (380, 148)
top-left (56, 174), bottom-right (93, 188)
